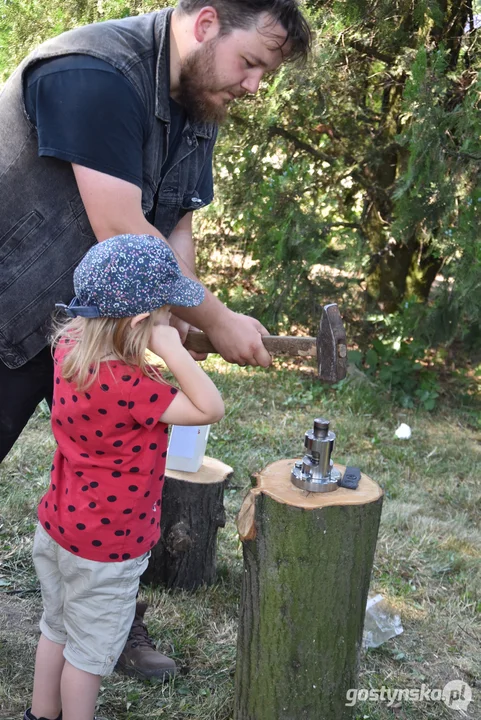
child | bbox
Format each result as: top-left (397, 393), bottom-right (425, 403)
top-left (25, 234), bottom-right (224, 720)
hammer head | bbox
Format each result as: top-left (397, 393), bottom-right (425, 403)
top-left (317, 304), bottom-right (347, 383)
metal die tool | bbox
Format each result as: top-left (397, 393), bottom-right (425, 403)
top-left (291, 417), bottom-right (341, 493)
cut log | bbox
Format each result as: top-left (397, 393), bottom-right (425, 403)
top-left (235, 459), bottom-right (383, 720)
top-left (142, 456), bottom-right (233, 591)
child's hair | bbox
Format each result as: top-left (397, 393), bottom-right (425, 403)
top-left (51, 310), bottom-right (165, 392)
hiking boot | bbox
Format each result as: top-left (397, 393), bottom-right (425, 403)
top-left (115, 602), bottom-right (177, 681)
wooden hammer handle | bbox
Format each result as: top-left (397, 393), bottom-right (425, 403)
top-left (184, 332), bottom-right (317, 358)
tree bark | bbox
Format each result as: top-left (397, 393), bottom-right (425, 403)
top-left (142, 457), bottom-right (232, 591)
top-left (235, 459), bottom-right (383, 720)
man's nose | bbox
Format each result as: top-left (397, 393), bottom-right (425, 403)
top-left (241, 70), bottom-right (264, 94)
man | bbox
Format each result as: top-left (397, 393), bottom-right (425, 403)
top-left (0, 0), bottom-right (311, 680)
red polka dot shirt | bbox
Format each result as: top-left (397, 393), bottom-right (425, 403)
top-left (38, 344), bottom-right (178, 562)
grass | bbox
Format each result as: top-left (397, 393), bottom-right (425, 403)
top-left (0, 359), bottom-right (480, 719)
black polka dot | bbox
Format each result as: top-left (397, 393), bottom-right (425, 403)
top-left (113, 440), bottom-right (123, 447)
top-left (170, 387), bottom-right (178, 395)
top-left (68, 505), bottom-right (76, 512)
top-left (115, 423), bottom-right (126, 429)
top-left (137, 536), bottom-right (144, 543)
top-left (100, 384), bottom-right (109, 392)
top-left (123, 508), bottom-right (133, 515)
top-left (156, 499), bottom-right (160, 506)
top-left (90, 482), bottom-right (99, 489)
top-left (76, 523), bottom-right (86, 530)
top-left (82, 414), bottom-right (90, 421)
top-left (128, 401), bottom-right (135, 409)
top-left (139, 513), bottom-right (146, 520)
top-left (89, 502), bottom-right (96, 509)
top-left (164, 427), bottom-right (169, 434)
top-left (70, 545), bottom-right (79, 553)
top-left (149, 443), bottom-right (157, 450)
top-left (121, 375), bottom-right (131, 382)
top-left (151, 518), bottom-right (155, 525)
top-left (52, 483), bottom-right (56, 490)
top-left (54, 504), bottom-right (57, 512)
top-left (85, 392), bottom-right (91, 400)
top-left (114, 530), bottom-right (125, 536)
top-left (132, 423), bottom-right (141, 431)
top-left (80, 453), bottom-right (89, 458)
top-left (133, 378), bottom-right (140, 387)
top-left (118, 400), bottom-right (127, 407)
top-left (55, 377), bottom-right (60, 385)
top-left (128, 485), bottom-right (138, 492)
top-left (70, 436), bottom-right (76, 443)
top-left (162, 451), bottom-right (167, 457)
top-left (95, 430), bottom-right (103, 438)
top-left (98, 408), bottom-right (107, 415)
top-left (59, 526), bottom-right (65, 534)
top-left (144, 491), bottom-right (150, 498)
top-left (107, 495), bottom-right (117, 502)
top-left (56, 419), bottom-right (62, 426)
top-left (132, 445), bottom-right (141, 453)
top-left (92, 540), bottom-right (102, 547)
top-left (159, 474), bottom-right (164, 482)
top-left (44, 501), bottom-right (48, 508)
top-left (51, 464), bottom-right (55, 471)
top-left (75, 471), bottom-right (83, 477)
top-left (150, 540), bottom-right (155, 547)
top-left (81, 485), bottom-right (89, 492)
top-left (80, 435), bottom-right (88, 442)
top-left (60, 398), bottom-right (66, 405)
top-left (72, 395), bottom-right (78, 402)
top-left (45, 521), bottom-right (51, 530)
top-left (112, 471), bottom-right (121, 478)
top-left (67, 417), bottom-right (74, 424)
top-left (96, 450), bottom-right (105, 455)
top-left (125, 529), bottom-right (131, 536)
top-left (109, 553), bottom-right (119, 560)
top-left (113, 459), bottom-right (123, 465)
top-left (122, 553), bottom-right (131, 559)
top-left (130, 467), bottom-right (139, 473)
top-left (101, 518), bottom-right (111, 525)
top-left (65, 488), bottom-right (69, 495)
top-left (146, 418), bottom-right (154, 426)
top-left (150, 393), bottom-right (159, 403)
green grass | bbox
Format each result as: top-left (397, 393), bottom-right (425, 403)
top-left (0, 360), bottom-right (480, 719)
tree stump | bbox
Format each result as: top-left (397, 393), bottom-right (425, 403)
top-left (142, 456), bottom-right (233, 591)
top-left (235, 458), bottom-right (383, 720)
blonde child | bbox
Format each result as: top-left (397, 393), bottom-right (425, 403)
top-left (25, 233), bottom-right (224, 720)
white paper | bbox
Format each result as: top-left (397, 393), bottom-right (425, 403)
top-left (168, 425), bottom-right (198, 459)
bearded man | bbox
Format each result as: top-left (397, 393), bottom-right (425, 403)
top-left (0, 0), bottom-right (311, 680)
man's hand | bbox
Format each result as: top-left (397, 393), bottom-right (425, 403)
top-left (204, 310), bottom-right (272, 367)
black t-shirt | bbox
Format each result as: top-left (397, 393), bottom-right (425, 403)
top-left (24, 55), bottom-right (214, 226)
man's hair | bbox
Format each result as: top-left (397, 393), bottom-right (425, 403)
top-left (177, 0), bottom-right (312, 62)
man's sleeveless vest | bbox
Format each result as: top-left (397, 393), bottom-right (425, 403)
top-left (0, 9), bottom-right (216, 368)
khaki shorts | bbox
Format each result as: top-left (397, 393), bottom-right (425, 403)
top-left (33, 523), bottom-right (149, 676)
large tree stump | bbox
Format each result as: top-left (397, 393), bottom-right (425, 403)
top-left (235, 458), bottom-right (383, 720)
top-left (142, 456), bottom-right (233, 591)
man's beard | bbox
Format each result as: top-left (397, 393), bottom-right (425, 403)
top-left (177, 39), bottom-right (231, 124)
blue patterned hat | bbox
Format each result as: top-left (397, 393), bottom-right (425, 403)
top-left (56, 234), bottom-right (205, 318)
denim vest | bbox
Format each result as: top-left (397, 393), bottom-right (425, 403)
top-left (0, 9), bottom-right (217, 368)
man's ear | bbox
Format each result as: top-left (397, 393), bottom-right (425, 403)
top-left (130, 312), bottom-right (151, 329)
top-left (193, 6), bottom-right (220, 43)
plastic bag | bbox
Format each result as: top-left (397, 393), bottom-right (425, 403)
top-left (363, 593), bottom-right (404, 648)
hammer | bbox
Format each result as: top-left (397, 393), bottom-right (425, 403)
top-left (184, 303), bottom-right (347, 384)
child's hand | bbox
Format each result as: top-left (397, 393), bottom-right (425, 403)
top-left (148, 324), bottom-right (183, 360)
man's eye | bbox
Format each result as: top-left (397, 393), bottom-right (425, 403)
top-left (244, 58), bottom-right (255, 69)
